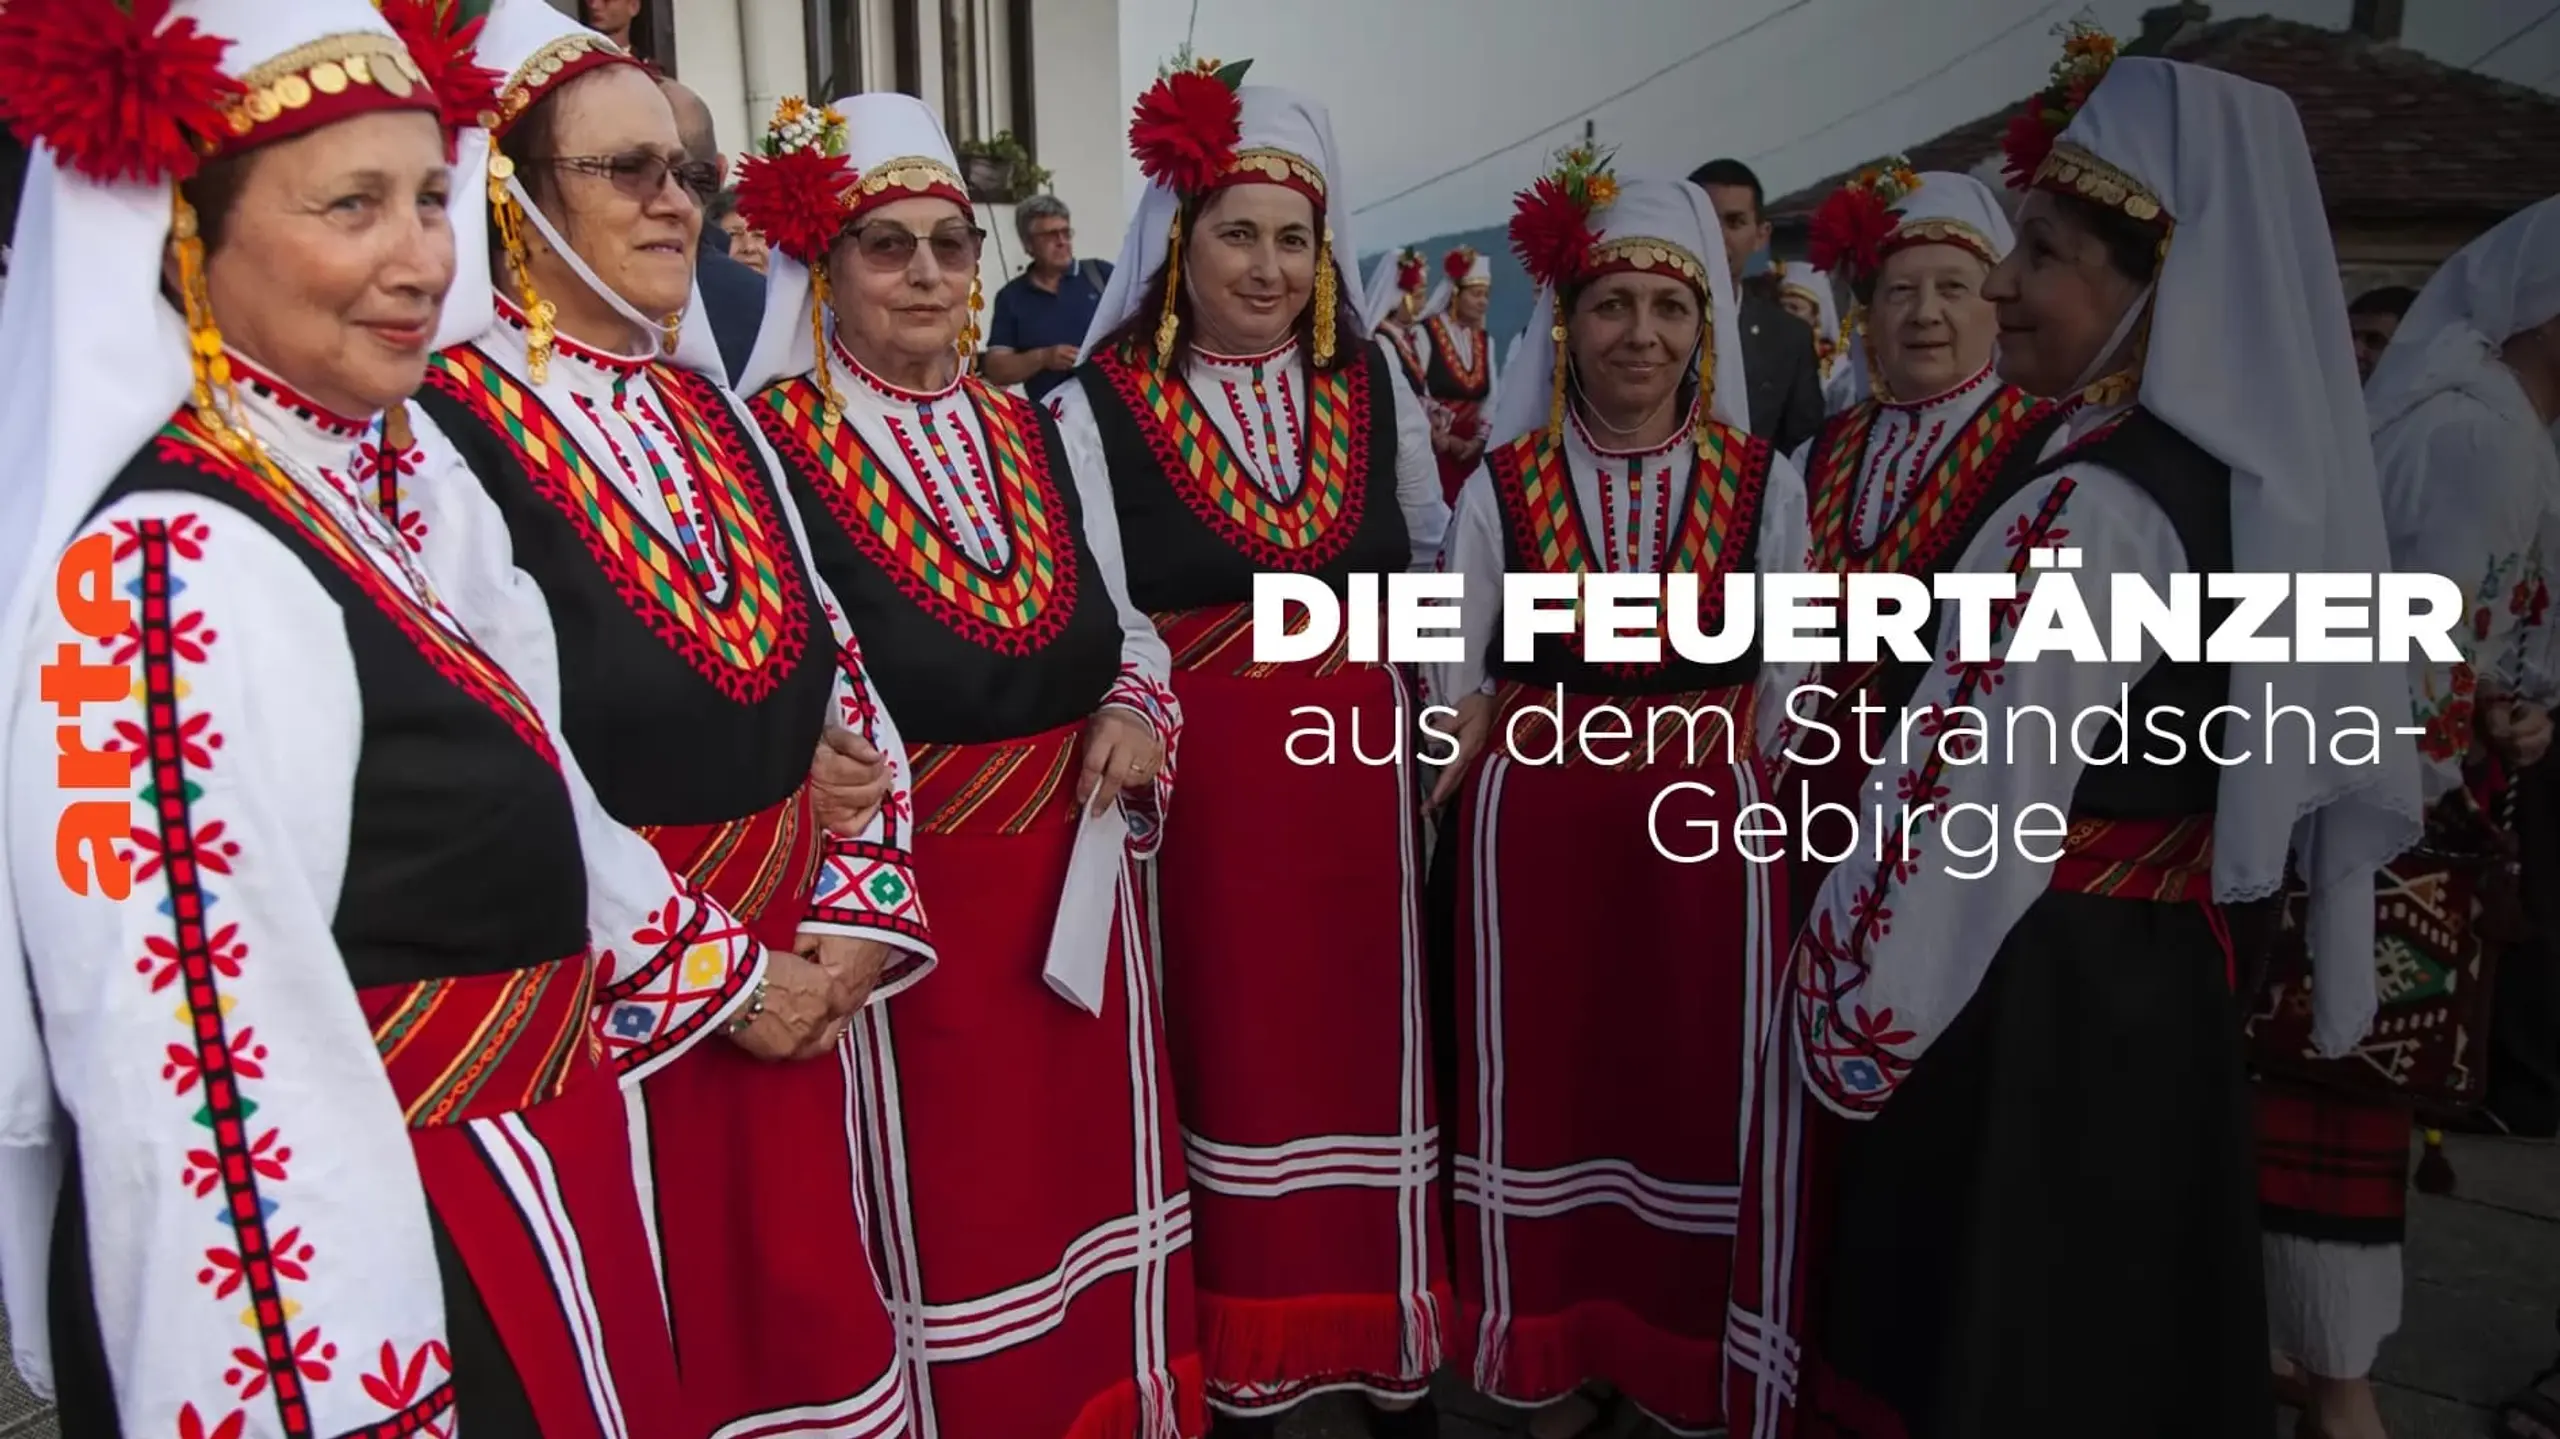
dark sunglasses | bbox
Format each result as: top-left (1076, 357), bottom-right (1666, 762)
top-left (847, 221), bottom-right (987, 272)
top-left (540, 151), bottom-right (720, 203)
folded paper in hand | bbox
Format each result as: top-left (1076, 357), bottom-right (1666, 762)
top-left (1042, 803), bottom-right (1128, 1016)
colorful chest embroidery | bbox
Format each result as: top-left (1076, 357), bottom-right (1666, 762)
top-left (1092, 345), bottom-right (1374, 571)
top-left (1490, 421), bottom-right (1772, 675)
top-left (1387, 328), bottom-right (1427, 392)
top-left (426, 348), bottom-right (809, 700)
top-left (1424, 316), bottom-right (1490, 398)
top-left (153, 412), bottom-right (555, 764)
top-left (756, 374), bottom-right (1078, 656)
top-left (1807, 385), bottom-right (2049, 575)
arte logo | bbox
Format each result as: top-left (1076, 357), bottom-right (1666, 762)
top-left (41, 533), bottom-right (134, 900)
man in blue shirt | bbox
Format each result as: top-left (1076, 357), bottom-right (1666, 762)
top-left (983, 194), bottom-right (1112, 400)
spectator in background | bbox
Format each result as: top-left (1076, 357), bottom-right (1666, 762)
top-left (584, 0), bottom-right (639, 53)
top-left (707, 188), bottom-right (772, 275)
top-left (983, 194), bottom-right (1110, 400)
top-left (1688, 157), bottom-right (1825, 458)
top-left (659, 76), bottom-right (766, 384)
top-left (2350, 283), bottom-right (2418, 383)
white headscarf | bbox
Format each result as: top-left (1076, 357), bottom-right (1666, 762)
top-left (1827, 171), bottom-right (2016, 407)
top-left (0, 0), bottom-right (462, 1387)
top-left (444, 0), bottom-right (725, 379)
top-left (1777, 261), bottom-right (1839, 349)
top-left (2364, 194), bottom-right (2560, 436)
top-left (2051, 56), bottom-right (2423, 1052)
top-left (1359, 250), bottom-right (1404, 334)
top-left (1486, 177), bottom-right (1751, 448)
top-left (1079, 84), bottom-right (1360, 366)
top-left (734, 91), bottom-right (965, 395)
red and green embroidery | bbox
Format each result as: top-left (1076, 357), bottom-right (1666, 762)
top-left (425, 348), bottom-right (809, 699)
top-left (1423, 315), bottom-right (1489, 398)
top-left (153, 416), bottom-right (553, 765)
top-left (1092, 344), bottom-right (1374, 571)
top-left (756, 374), bottom-right (1080, 655)
top-left (1807, 384), bottom-right (2048, 574)
top-left (1488, 419), bottom-right (1772, 676)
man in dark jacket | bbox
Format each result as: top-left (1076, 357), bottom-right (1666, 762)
top-left (661, 77), bottom-right (766, 385)
top-left (1688, 158), bottom-right (1824, 458)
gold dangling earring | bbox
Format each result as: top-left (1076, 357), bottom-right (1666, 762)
top-left (1312, 228), bottom-right (1338, 367)
top-left (661, 310), bottom-right (683, 356)
top-left (1546, 316), bottom-right (1569, 444)
top-left (1694, 309), bottom-right (1717, 447)
top-left (491, 155), bottom-right (557, 383)
top-left (811, 267), bottom-right (845, 428)
top-left (958, 273), bottom-right (985, 362)
top-left (1156, 208), bottom-right (1186, 369)
top-left (171, 191), bottom-right (259, 467)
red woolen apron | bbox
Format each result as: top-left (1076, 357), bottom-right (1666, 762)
top-left (1148, 604), bottom-right (1449, 1415)
top-left (1452, 682), bottom-right (1786, 1436)
top-left (852, 722), bottom-right (1206, 1439)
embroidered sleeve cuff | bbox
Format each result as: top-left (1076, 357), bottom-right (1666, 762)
top-left (802, 837), bottom-right (936, 990)
top-left (1102, 665), bottom-right (1182, 859)
top-left (595, 891), bottom-right (764, 1082)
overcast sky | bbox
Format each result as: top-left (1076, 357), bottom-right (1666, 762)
top-left (1114, 0), bottom-right (2560, 252)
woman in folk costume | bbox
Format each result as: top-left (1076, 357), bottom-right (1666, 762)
top-left (2248, 195), bottom-right (2560, 1439)
top-left (1773, 168), bottom-right (2059, 919)
top-left (1428, 151), bottom-right (1811, 1439)
top-left (1047, 67), bottom-right (1452, 1439)
top-left (1736, 36), bottom-right (2425, 1439)
top-left (1416, 246), bottom-right (1500, 502)
top-left (1365, 246), bottom-right (1433, 394)
top-left (402, 4), bottom-right (934, 1434)
top-left (0, 1), bottom-right (775, 1433)
top-left (1774, 261), bottom-right (1854, 416)
top-left (731, 90), bottom-right (1202, 1439)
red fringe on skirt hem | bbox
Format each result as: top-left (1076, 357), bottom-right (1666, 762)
top-left (1197, 1287), bottom-right (1452, 1400)
top-left (1062, 1355), bottom-right (1209, 1439)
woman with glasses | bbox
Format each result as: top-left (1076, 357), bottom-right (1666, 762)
top-left (401, 4), bottom-right (933, 1435)
top-left (733, 93), bottom-right (1199, 1438)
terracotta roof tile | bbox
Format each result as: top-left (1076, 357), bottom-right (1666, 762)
top-left (1770, 17), bottom-right (2560, 225)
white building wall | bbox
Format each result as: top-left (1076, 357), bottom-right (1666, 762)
top-left (1026, 0), bottom-right (1129, 277)
top-left (673, 3), bottom-right (751, 160)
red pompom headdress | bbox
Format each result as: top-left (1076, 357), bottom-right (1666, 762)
top-left (1506, 142), bottom-right (1616, 293)
top-left (0, 0), bottom-right (242, 186)
top-left (2002, 21), bottom-right (2120, 191)
top-left (1807, 156), bottom-right (1920, 285)
top-left (735, 99), bottom-right (858, 268)
top-left (378, 0), bottom-right (504, 152)
top-left (1397, 247), bottom-right (1428, 295)
top-left (1444, 246), bottom-right (1474, 285)
top-left (1129, 55), bottom-right (1250, 198)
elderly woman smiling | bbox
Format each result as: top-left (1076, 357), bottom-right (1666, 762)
top-left (0, 0), bottom-right (731, 1431)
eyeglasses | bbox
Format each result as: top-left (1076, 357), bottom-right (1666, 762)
top-left (1029, 225), bottom-right (1073, 244)
top-left (848, 221), bottom-right (987, 272)
top-left (539, 151), bottom-right (720, 204)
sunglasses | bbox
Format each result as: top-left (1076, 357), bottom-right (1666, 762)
top-left (540, 151), bottom-right (720, 204)
top-left (847, 221), bottom-right (987, 272)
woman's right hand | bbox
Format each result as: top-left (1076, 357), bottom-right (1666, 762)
top-left (725, 948), bottom-right (849, 1061)
top-left (1426, 692), bottom-right (1495, 813)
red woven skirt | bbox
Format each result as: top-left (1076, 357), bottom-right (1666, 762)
top-left (852, 723), bottom-right (1205, 1439)
top-left (361, 954), bottom-right (693, 1439)
top-left (1149, 605), bottom-right (1448, 1415)
top-left (1451, 682), bottom-right (1784, 1435)
top-left (630, 786), bottom-right (912, 1439)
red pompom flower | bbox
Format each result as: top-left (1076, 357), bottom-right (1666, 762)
top-left (1508, 177), bottom-right (1599, 291)
top-left (378, 0), bottom-right (504, 144)
top-left (0, 0), bottom-right (243, 186)
top-left (1807, 186), bottom-right (1896, 281)
top-left (1129, 69), bottom-right (1241, 196)
top-left (1396, 248), bottom-right (1426, 294)
top-left (1444, 246), bottom-right (1475, 284)
top-left (735, 147), bottom-right (858, 266)
top-left (1999, 110), bottom-right (2057, 192)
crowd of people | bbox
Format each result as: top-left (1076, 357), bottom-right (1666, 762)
top-left (0, 3), bottom-right (2557, 1439)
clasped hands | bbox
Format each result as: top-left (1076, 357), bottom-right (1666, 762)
top-left (725, 725), bottom-right (900, 1061)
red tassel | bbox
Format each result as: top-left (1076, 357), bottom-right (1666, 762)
top-left (2414, 1128), bottom-right (2456, 1196)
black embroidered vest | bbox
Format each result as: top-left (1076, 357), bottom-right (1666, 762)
top-left (1079, 344), bottom-right (1410, 614)
top-left (98, 431), bottom-right (587, 989)
top-left (1422, 316), bottom-right (1492, 406)
top-left (417, 354), bottom-right (837, 828)
top-left (1487, 422), bottom-right (1776, 697)
top-left (751, 374), bottom-right (1122, 745)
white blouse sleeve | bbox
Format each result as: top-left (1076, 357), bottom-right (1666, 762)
top-left (385, 412), bottom-right (793, 1050)
top-left (1754, 446), bottom-right (1814, 755)
top-left (6, 496), bottom-right (450, 1434)
top-left (1045, 375), bottom-right (1184, 849)
top-left (1430, 460), bottom-right (1505, 708)
top-left (1382, 339), bottom-right (1452, 568)
top-left (1788, 463), bottom-right (2185, 1119)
